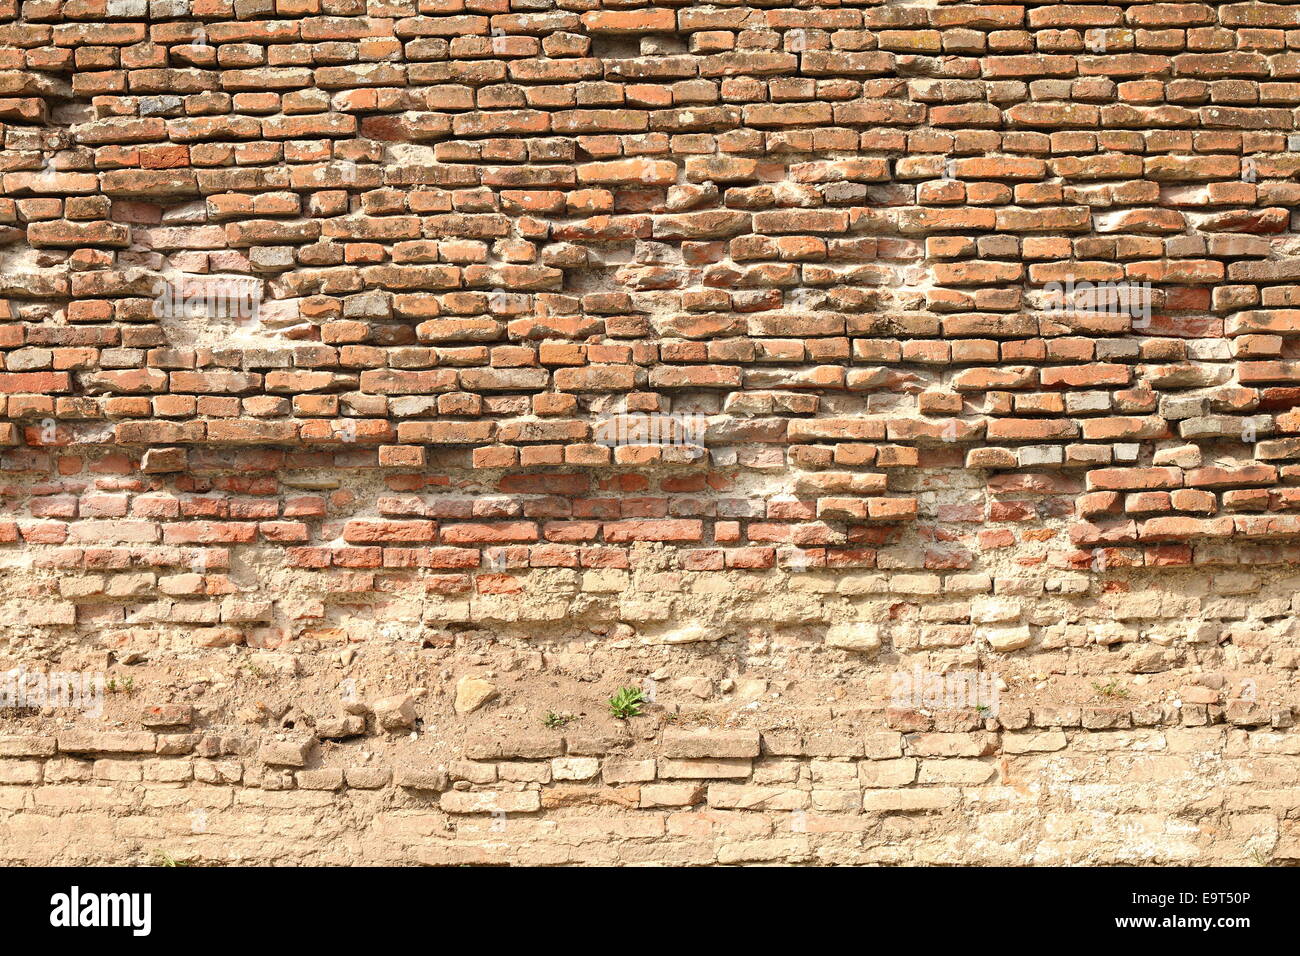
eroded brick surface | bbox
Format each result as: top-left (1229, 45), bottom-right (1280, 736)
top-left (0, 0), bottom-right (1298, 865)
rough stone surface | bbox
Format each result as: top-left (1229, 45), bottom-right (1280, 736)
top-left (453, 678), bottom-right (498, 715)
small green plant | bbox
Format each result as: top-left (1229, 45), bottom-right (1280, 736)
top-left (1091, 678), bottom-right (1129, 699)
top-left (152, 850), bottom-right (192, 868)
top-left (608, 686), bottom-right (647, 720)
top-left (543, 710), bottom-right (576, 729)
top-left (107, 676), bottom-right (134, 695)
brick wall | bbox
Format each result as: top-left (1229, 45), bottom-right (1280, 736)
top-left (1, 0), bottom-right (1298, 865)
